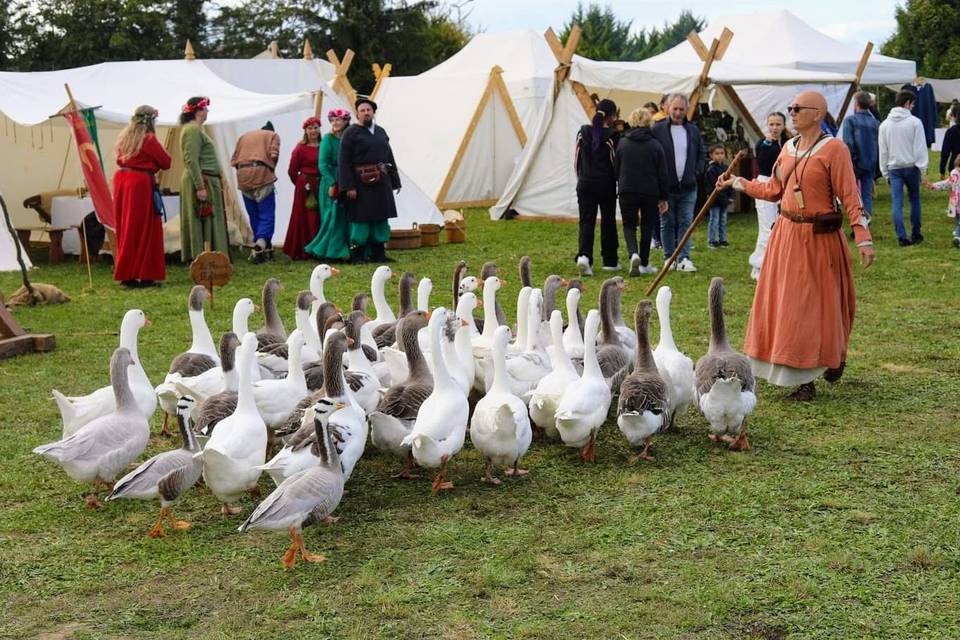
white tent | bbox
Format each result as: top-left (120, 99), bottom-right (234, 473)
top-left (419, 30), bottom-right (557, 133)
top-left (646, 10), bottom-right (915, 126)
top-left (374, 66), bottom-right (527, 208)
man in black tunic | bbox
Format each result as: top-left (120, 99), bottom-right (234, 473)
top-left (338, 97), bottom-right (401, 263)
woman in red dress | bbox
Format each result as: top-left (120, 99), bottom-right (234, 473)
top-left (282, 117), bottom-right (322, 260)
top-left (112, 105), bottom-right (171, 287)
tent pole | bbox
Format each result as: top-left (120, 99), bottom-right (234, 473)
top-left (688, 38), bottom-right (720, 121)
top-left (370, 63), bottom-right (392, 100)
top-left (545, 26), bottom-right (595, 118)
top-left (835, 42), bottom-right (874, 127)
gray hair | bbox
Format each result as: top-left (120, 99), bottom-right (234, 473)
top-left (667, 93), bottom-right (690, 107)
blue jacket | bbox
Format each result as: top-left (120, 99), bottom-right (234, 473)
top-left (841, 111), bottom-right (880, 174)
top-left (651, 119), bottom-right (706, 193)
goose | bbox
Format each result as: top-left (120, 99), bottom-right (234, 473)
top-left (470, 325), bottom-right (533, 485)
top-left (508, 286), bottom-right (532, 354)
top-left (256, 278), bottom-right (287, 350)
top-left (569, 279), bottom-right (586, 334)
top-left (239, 398), bottom-right (345, 569)
top-left (529, 310), bottom-right (580, 440)
top-left (372, 271), bottom-right (415, 349)
top-left (539, 274), bottom-right (569, 348)
top-left (367, 265), bottom-right (396, 332)
top-left (53, 309), bottom-right (156, 437)
top-left (481, 262), bottom-right (508, 327)
top-left (434, 312), bottom-right (472, 396)
top-left (694, 278), bottom-right (756, 452)
top-left (452, 260), bottom-right (469, 307)
top-left (231, 298), bottom-right (271, 382)
top-left (401, 308), bottom-right (469, 495)
top-left (607, 276), bottom-right (638, 352)
top-left (155, 286), bottom-right (220, 434)
top-left (457, 288), bottom-right (481, 338)
top-left (417, 277), bottom-right (433, 312)
top-left (341, 310), bottom-right (381, 415)
top-left (252, 330), bottom-right (310, 430)
top-left (309, 264), bottom-right (339, 318)
top-left (106, 395), bottom-right (203, 537)
top-left (519, 255), bottom-right (533, 288)
top-left (555, 310), bottom-right (611, 462)
top-left (617, 301), bottom-right (672, 462)
top-left (34, 347), bottom-right (151, 508)
top-left (350, 293), bottom-right (383, 365)
top-left (471, 275), bottom-right (505, 392)
top-left (198, 332), bottom-right (268, 514)
top-left (653, 286), bottom-right (696, 427)
top-left (180, 333), bottom-right (241, 446)
top-left (304, 301), bottom-right (344, 390)
top-left (368, 312), bottom-right (432, 479)
top-left (453, 296), bottom-right (477, 391)
top-left (490, 288), bottom-right (552, 398)
top-left (261, 333), bottom-right (368, 485)
top-left (597, 278), bottom-right (633, 391)
top-left (562, 286), bottom-right (586, 359)
top-left (257, 292), bottom-right (321, 374)
top-left (162, 328), bottom-right (245, 413)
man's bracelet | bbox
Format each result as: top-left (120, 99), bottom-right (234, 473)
top-left (856, 241), bottom-right (874, 248)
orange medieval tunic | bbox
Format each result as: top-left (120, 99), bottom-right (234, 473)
top-left (734, 136), bottom-right (872, 382)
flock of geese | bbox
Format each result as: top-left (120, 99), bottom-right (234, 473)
top-left (33, 259), bottom-right (757, 568)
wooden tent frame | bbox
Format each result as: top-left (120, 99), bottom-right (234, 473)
top-left (435, 65), bottom-right (528, 209)
top-left (326, 49), bottom-right (357, 110)
top-left (835, 42), bottom-right (874, 128)
top-left (370, 63), bottom-right (393, 100)
top-left (544, 26), bottom-right (595, 118)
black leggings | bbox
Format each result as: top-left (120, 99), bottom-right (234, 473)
top-left (576, 184), bottom-right (618, 267)
top-left (618, 192), bottom-right (659, 266)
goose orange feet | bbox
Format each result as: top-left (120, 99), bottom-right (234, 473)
top-left (221, 503), bottom-right (242, 516)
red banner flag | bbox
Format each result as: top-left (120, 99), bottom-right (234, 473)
top-left (63, 110), bottom-right (115, 229)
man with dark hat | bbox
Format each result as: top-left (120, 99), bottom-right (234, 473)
top-left (338, 96), bottom-right (401, 263)
top-left (231, 121), bottom-right (280, 262)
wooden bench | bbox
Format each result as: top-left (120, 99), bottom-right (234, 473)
top-left (15, 227), bottom-right (70, 264)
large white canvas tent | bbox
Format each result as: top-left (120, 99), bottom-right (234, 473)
top-left (490, 24), bottom-right (861, 221)
top-left (374, 66), bottom-right (527, 208)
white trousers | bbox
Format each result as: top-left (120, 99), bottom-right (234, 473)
top-left (748, 175), bottom-right (780, 273)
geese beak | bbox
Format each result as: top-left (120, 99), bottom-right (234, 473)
top-left (143, 316), bottom-right (152, 326)
top-left (461, 319), bottom-right (469, 327)
top-left (331, 267), bottom-right (341, 276)
top-left (363, 314), bottom-right (371, 322)
top-left (346, 336), bottom-right (355, 346)
top-left (334, 402), bottom-right (347, 410)
top-left (253, 304), bottom-right (261, 312)
top-left (424, 311), bottom-right (432, 320)
top-left (500, 279), bottom-right (508, 286)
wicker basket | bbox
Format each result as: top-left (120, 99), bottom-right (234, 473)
top-left (445, 218), bottom-right (466, 244)
top-left (419, 223), bottom-right (442, 247)
top-left (386, 223), bottom-right (422, 250)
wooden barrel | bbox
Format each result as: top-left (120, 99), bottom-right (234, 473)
top-left (419, 223), bottom-right (441, 247)
top-left (386, 223), bottom-right (422, 250)
top-left (445, 218), bottom-right (466, 244)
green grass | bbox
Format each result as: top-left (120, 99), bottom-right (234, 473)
top-left (2, 169), bottom-right (959, 640)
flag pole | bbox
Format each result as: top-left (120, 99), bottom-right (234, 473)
top-left (64, 83), bottom-right (94, 290)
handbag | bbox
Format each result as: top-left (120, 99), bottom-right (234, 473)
top-left (196, 176), bottom-right (213, 218)
top-left (152, 180), bottom-right (166, 221)
top-left (355, 163), bottom-right (384, 185)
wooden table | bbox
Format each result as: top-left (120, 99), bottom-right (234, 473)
top-left (15, 227), bottom-right (69, 264)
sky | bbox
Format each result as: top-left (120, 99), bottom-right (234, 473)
top-left (457, 0), bottom-right (901, 48)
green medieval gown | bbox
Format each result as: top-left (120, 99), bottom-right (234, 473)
top-left (305, 133), bottom-right (350, 260)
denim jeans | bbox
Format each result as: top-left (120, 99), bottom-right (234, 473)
top-left (661, 188), bottom-right (697, 260)
top-left (707, 204), bottom-right (728, 244)
top-left (242, 190), bottom-right (276, 244)
top-left (855, 168), bottom-right (874, 220)
top-left (888, 166), bottom-right (922, 240)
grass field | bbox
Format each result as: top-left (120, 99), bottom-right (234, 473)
top-left (2, 174), bottom-right (959, 640)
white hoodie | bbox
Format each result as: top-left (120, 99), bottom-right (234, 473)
top-left (878, 107), bottom-right (928, 176)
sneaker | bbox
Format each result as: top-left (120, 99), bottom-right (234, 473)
top-left (720, 240), bottom-right (729, 247)
top-left (576, 255), bottom-right (593, 277)
top-left (953, 236), bottom-right (960, 248)
top-left (912, 234), bottom-right (924, 245)
top-left (750, 267), bottom-right (760, 281)
top-left (898, 238), bottom-right (913, 247)
top-left (708, 242), bottom-right (719, 249)
top-left (629, 254), bottom-right (641, 276)
top-left (639, 264), bottom-right (657, 275)
top-left (676, 258), bottom-right (698, 272)
top-left (601, 263), bottom-right (622, 272)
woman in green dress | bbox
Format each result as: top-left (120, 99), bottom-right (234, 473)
top-left (305, 108), bottom-right (351, 261)
top-left (179, 96), bottom-right (229, 262)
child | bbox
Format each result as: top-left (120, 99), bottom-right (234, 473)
top-left (704, 144), bottom-right (730, 248)
top-left (926, 155), bottom-right (960, 248)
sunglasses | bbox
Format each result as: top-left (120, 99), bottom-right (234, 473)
top-left (786, 105), bottom-right (819, 114)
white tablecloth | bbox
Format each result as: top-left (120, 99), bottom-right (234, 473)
top-left (51, 195), bottom-right (180, 255)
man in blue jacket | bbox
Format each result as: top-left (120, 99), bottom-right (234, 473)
top-left (841, 91), bottom-right (879, 223)
top-left (652, 94), bottom-right (707, 272)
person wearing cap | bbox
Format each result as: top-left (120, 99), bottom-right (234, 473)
top-left (718, 91), bottom-right (875, 402)
top-left (306, 108), bottom-right (352, 261)
top-left (337, 97), bottom-right (401, 263)
top-left (231, 121), bottom-right (280, 263)
top-left (282, 116), bottom-right (323, 260)
top-left (179, 96), bottom-right (229, 262)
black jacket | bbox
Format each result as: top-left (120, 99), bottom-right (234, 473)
top-left (651, 119), bottom-right (706, 193)
top-left (940, 124), bottom-right (960, 176)
top-left (575, 124), bottom-right (618, 190)
top-left (614, 126), bottom-right (668, 200)
top-left (704, 160), bottom-right (731, 208)
top-left (338, 123), bottom-right (400, 223)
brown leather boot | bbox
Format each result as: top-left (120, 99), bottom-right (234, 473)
top-left (823, 361), bottom-right (845, 383)
top-left (787, 382), bottom-right (816, 401)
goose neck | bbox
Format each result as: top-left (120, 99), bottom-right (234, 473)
top-left (634, 310), bottom-right (657, 372)
top-left (372, 276), bottom-right (395, 322)
top-left (582, 316), bottom-right (602, 379)
top-left (178, 412), bottom-right (200, 451)
top-left (404, 327), bottom-right (430, 380)
top-left (314, 417), bottom-right (341, 469)
top-left (598, 284), bottom-right (621, 346)
top-left (708, 283), bottom-right (731, 351)
top-left (482, 286), bottom-right (499, 337)
top-left (188, 309), bottom-right (215, 355)
top-left (111, 356), bottom-right (137, 411)
top-left (263, 286), bottom-right (285, 335)
top-left (430, 320), bottom-right (454, 388)
top-left (232, 305), bottom-right (250, 337)
top-left (490, 340), bottom-right (510, 394)
top-left (322, 346), bottom-right (346, 398)
top-left (119, 317), bottom-right (140, 361)
top-left (236, 344), bottom-right (258, 414)
top-left (656, 293), bottom-right (677, 350)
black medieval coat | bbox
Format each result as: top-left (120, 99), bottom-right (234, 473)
top-left (337, 123), bottom-right (401, 223)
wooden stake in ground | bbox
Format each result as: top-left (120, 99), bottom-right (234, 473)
top-left (645, 150), bottom-right (746, 296)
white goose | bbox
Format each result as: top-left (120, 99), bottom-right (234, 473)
top-left (471, 275), bottom-right (505, 392)
top-left (367, 265), bottom-right (396, 332)
top-left (252, 330), bottom-right (310, 430)
top-left (529, 310), bottom-right (580, 440)
top-left (309, 263), bottom-right (339, 321)
top-left (231, 298), bottom-right (267, 382)
top-left (198, 332), bottom-right (267, 514)
top-left (34, 347), bottom-right (151, 508)
top-left (470, 325), bottom-right (533, 485)
top-left (453, 295), bottom-right (477, 392)
top-left (53, 309), bottom-right (156, 437)
top-left (401, 308), bottom-right (469, 495)
top-left (653, 286), bottom-right (696, 427)
top-left (417, 277), bottom-right (433, 312)
top-left (489, 288), bottom-right (552, 397)
top-left (562, 286), bottom-right (585, 360)
top-left (555, 309), bottom-right (612, 462)
top-left (694, 278), bottom-right (757, 452)
top-left (508, 287), bottom-right (532, 354)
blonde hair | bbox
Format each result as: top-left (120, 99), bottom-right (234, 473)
top-left (115, 105), bottom-right (157, 162)
top-left (628, 108), bottom-right (653, 129)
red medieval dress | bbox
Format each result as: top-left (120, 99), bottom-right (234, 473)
top-left (282, 142), bottom-right (321, 260)
top-left (112, 133), bottom-right (171, 282)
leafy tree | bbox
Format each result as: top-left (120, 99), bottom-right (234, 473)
top-left (883, 0), bottom-right (960, 79)
top-left (560, 3), bottom-right (705, 61)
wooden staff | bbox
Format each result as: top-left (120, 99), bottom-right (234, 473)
top-left (645, 149), bottom-right (746, 296)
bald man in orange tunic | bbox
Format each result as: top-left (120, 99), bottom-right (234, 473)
top-left (719, 91), bottom-right (876, 401)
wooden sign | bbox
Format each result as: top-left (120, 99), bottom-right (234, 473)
top-left (190, 250), bottom-right (233, 308)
